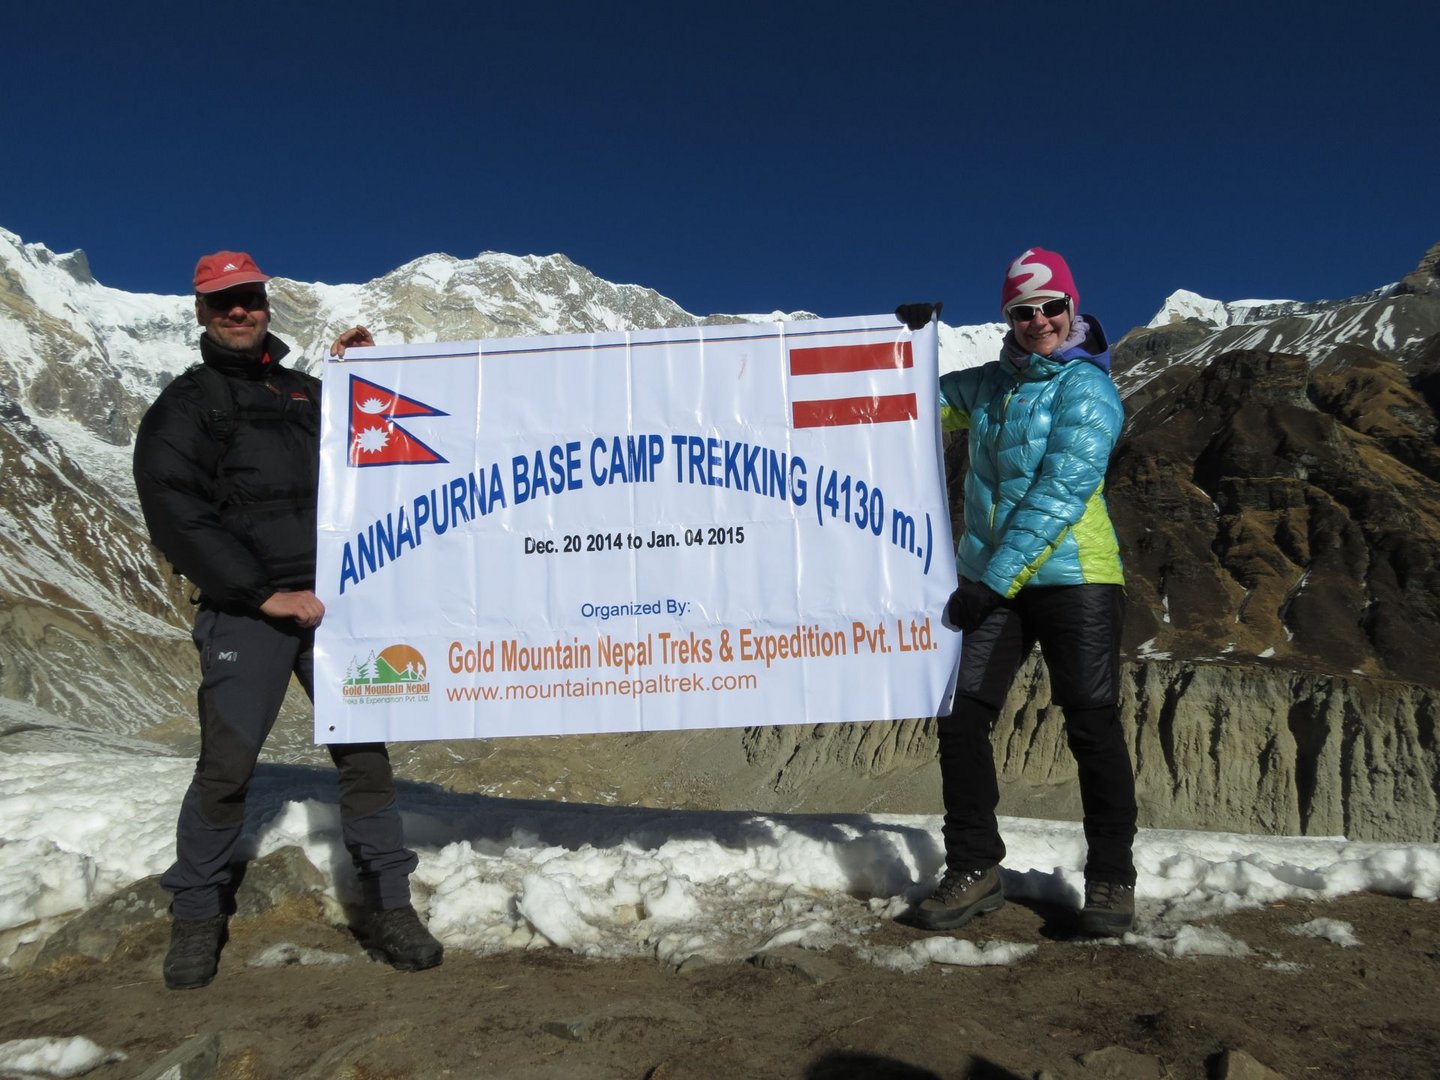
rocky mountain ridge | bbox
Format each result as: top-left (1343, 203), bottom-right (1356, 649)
top-left (2, 227), bottom-right (1437, 841)
top-left (1106, 243), bottom-right (1440, 686)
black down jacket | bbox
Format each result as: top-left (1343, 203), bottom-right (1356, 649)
top-left (133, 332), bottom-right (321, 611)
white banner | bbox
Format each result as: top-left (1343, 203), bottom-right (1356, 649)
top-left (313, 315), bottom-right (959, 742)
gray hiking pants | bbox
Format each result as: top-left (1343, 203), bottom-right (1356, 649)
top-left (162, 606), bottom-right (418, 919)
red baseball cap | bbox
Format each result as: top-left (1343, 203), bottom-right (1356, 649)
top-left (193, 251), bottom-right (270, 294)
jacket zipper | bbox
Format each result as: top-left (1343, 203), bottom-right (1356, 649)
top-left (989, 382), bottom-right (1018, 540)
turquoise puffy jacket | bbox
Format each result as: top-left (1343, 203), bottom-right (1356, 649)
top-left (938, 317), bottom-right (1125, 598)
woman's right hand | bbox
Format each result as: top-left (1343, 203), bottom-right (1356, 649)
top-left (895, 302), bottom-right (943, 330)
top-left (945, 578), bottom-right (1002, 632)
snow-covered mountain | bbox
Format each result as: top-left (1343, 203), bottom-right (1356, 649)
top-left (0, 226), bottom-right (995, 502)
top-left (1120, 275), bottom-right (1439, 413)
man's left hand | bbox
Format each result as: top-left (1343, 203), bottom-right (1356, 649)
top-left (261, 589), bottom-right (326, 629)
top-left (330, 325), bottom-right (375, 357)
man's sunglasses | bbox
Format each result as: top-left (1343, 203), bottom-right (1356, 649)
top-left (1006, 296), bottom-right (1070, 322)
top-left (201, 289), bottom-right (268, 312)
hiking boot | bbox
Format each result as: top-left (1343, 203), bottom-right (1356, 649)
top-left (163, 914), bottom-right (228, 989)
top-left (1078, 881), bottom-right (1135, 937)
top-left (897, 865), bottom-right (1005, 931)
top-left (365, 904), bottom-right (444, 971)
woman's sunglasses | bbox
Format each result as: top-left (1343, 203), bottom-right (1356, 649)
top-left (1006, 296), bottom-right (1070, 322)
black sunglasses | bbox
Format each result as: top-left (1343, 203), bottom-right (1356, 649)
top-left (201, 289), bottom-right (268, 312)
top-left (1006, 296), bottom-right (1070, 322)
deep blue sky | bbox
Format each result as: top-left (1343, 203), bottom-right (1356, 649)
top-left (5, 1), bottom-right (1437, 337)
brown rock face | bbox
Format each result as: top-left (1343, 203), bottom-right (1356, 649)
top-left (1399, 238), bottom-right (1440, 292)
top-left (1108, 333), bottom-right (1440, 687)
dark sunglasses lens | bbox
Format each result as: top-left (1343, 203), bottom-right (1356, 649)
top-left (1009, 297), bottom-right (1069, 321)
top-left (206, 290), bottom-right (265, 311)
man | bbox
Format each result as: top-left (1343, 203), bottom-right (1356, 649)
top-left (133, 251), bottom-right (442, 989)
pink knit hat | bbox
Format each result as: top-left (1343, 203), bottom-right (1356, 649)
top-left (1001, 248), bottom-right (1078, 313)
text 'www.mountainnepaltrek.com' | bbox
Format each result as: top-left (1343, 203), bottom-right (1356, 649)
top-left (445, 671), bottom-right (760, 703)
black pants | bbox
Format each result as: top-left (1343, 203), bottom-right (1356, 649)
top-left (162, 606), bottom-right (418, 919)
top-left (938, 583), bottom-right (1136, 885)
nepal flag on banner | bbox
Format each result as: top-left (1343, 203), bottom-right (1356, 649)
top-left (347, 374), bottom-right (449, 467)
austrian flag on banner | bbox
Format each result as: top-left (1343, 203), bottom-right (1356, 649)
top-left (788, 339), bottom-right (916, 428)
top-left (347, 374), bottom-right (448, 467)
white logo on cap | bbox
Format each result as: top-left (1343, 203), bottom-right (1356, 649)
top-left (1008, 249), bottom-right (1052, 292)
top-left (222, 262), bottom-right (239, 272)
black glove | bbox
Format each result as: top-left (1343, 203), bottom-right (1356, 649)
top-left (944, 578), bottom-right (1003, 633)
top-left (895, 302), bottom-right (943, 331)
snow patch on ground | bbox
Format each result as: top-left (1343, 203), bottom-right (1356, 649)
top-left (1287, 918), bottom-right (1361, 948)
top-left (0, 1036), bottom-right (125, 1078)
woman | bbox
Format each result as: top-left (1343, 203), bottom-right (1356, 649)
top-left (897, 247), bottom-right (1136, 936)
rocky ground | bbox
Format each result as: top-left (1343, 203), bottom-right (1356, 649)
top-left (3, 881), bottom-right (1436, 1079)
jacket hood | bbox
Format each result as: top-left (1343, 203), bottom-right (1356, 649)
top-left (1003, 314), bottom-right (1111, 376)
top-left (1061, 315), bottom-right (1110, 373)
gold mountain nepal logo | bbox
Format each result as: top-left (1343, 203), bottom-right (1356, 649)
top-left (341, 644), bottom-right (430, 704)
